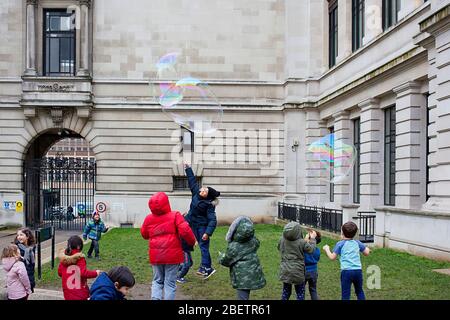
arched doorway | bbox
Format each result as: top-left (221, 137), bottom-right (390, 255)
top-left (23, 128), bottom-right (96, 230)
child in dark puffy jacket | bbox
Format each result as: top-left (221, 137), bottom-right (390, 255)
top-left (177, 212), bottom-right (195, 284)
top-left (184, 162), bottom-right (219, 279)
top-left (304, 229), bottom-right (321, 300)
top-left (90, 266), bottom-right (135, 300)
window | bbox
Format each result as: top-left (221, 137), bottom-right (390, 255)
top-left (382, 0), bottom-right (401, 30)
top-left (173, 176), bottom-right (202, 191)
top-left (384, 107), bottom-right (396, 205)
top-left (329, 127), bottom-right (335, 202)
top-left (353, 118), bottom-right (361, 203)
top-left (352, 0), bottom-right (365, 51)
top-left (425, 94), bottom-right (430, 201)
top-left (181, 127), bottom-right (194, 153)
top-left (329, 0), bottom-right (338, 68)
top-left (43, 9), bottom-right (76, 76)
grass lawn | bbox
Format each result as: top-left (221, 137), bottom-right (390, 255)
top-left (37, 225), bottom-right (450, 300)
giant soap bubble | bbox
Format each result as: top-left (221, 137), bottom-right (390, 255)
top-left (306, 134), bottom-right (357, 184)
top-left (153, 53), bottom-right (223, 134)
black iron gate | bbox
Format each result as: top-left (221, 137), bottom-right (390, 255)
top-left (24, 157), bottom-right (96, 231)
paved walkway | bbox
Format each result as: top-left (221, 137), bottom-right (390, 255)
top-left (1, 229), bottom-right (81, 300)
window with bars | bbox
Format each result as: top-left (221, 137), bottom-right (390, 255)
top-left (352, 0), bottom-right (365, 52)
top-left (43, 9), bottom-right (76, 76)
top-left (384, 106), bottom-right (396, 205)
top-left (330, 127), bottom-right (335, 202)
top-left (353, 118), bottom-right (361, 204)
top-left (382, 0), bottom-right (401, 30)
top-left (329, 0), bottom-right (338, 68)
top-left (173, 176), bottom-right (202, 191)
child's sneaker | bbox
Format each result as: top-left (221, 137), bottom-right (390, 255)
top-left (203, 267), bottom-right (216, 279)
top-left (196, 267), bottom-right (207, 276)
top-left (177, 277), bottom-right (187, 284)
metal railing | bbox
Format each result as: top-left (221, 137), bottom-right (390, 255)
top-left (353, 211), bottom-right (376, 243)
top-left (278, 202), bottom-right (343, 234)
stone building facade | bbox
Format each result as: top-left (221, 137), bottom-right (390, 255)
top-left (0, 0), bottom-right (449, 260)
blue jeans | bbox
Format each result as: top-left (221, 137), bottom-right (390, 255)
top-left (178, 251), bottom-right (193, 278)
top-left (305, 270), bottom-right (319, 300)
top-left (340, 269), bottom-right (366, 300)
top-left (193, 226), bottom-right (212, 269)
top-left (151, 264), bottom-right (179, 300)
top-left (281, 283), bottom-right (305, 300)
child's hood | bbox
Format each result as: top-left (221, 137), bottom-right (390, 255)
top-left (1, 257), bottom-right (19, 272)
top-left (58, 249), bottom-right (85, 265)
top-left (283, 222), bottom-right (303, 241)
top-left (148, 192), bottom-right (172, 216)
top-left (226, 216), bottom-right (254, 243)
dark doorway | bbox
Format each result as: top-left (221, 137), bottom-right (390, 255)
top-left (23, 129), bottom-right (96, 231)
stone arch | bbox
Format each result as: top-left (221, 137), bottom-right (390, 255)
top-left (21, 108), bottom-right (95, 160)
top-left (21, 108), bottom-right (96, 228)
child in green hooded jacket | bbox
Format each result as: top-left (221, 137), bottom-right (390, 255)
top-left (278, 221), bottom-right (316, 300)
top-left (219, 216), bottom-right (266, 300)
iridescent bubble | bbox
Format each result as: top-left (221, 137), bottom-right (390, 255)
top-left (306, 134), bottom-right (357, 183)
top-left (156, 52), bottom-right (179, 77)
top-left (159, 77), bottom-right (223, 134)
top-left (149, 52), bottom-right (180, 102)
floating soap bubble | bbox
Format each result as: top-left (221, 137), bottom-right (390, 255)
top-left (159, 77), bottom-right (223, 134)
top-left (306, 134), bottom-right (357, 184)
top-left (150, 52), bottom-right (181, 101)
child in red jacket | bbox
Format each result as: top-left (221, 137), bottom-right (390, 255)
top-left (140, 192), bottom-right (196, 300)
top-left (58, 235), bottom-right (101, 300)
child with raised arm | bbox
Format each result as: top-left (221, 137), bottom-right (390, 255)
top-left (183, 162), bottom-right (219, 279)
top-left (304, 229), bottom-right (321, 300)
top-left (323, 221), bottom-right (370, 300)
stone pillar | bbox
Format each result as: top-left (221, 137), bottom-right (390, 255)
top-left (393, 81), bottom-right (427, 209)
top-left (284, 108), bottom-right (306, 195)
top-left (304, 108), bottom-right (328, 206)
top-left (24, 0), bottom-right (37, 76)
top-left (364, 0), bottom-right (383, 45)
top-left (77, 0), bottom-right (91, 76)
top-left (358, 99), bottom-right (383, 210)
top-left (332, 110), bottom-right (352, 205)
top-left (337, 0), bottom-right (353, 63)
top-left (419, 4), bottom-right (450, 210)
top-left (398, 0), bottom-right (423, 20)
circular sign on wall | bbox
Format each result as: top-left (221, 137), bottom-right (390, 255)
top-left (95, 202), bottom-right (107, 213)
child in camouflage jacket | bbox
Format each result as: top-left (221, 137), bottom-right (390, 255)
top-left (218, 216), bottom-right (266, 300)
